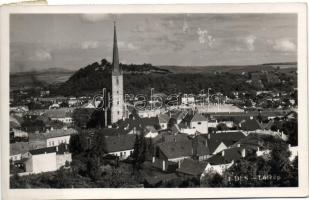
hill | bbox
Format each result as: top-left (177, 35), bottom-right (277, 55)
top-left (56, 59), bottom-right (171, 96)
top-left (159, 62), bottom-right (297, 74)
top-left (10, 68), bottom-right (74, 91)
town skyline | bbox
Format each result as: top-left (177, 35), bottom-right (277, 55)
top-left (10, 14), bottom-right (297, 73)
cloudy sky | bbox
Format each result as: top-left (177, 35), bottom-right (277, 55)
top-left (10, 14), bottom-right (297, 72)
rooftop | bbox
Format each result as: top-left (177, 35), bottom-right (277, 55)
top-left (103, 134), bottom-right (136, 153)
top-left (176, 158), bottom-right (207, 176)
top-left (157, 140), bottom-right (192, 159)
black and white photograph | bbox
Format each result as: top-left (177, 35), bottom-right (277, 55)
top-left (1, 4), bottom-right (308, 199)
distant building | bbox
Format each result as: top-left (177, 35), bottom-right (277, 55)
top-left (181, 94), bottom-right (195, 105)
top-left (43, 127), bottom-right (77, 147)
top-left (180, 112), bottom-right (208, 134)
top-left (43, 108), bottom-right (74, 124)
top-left (158, 113), bottom-right (170, 129)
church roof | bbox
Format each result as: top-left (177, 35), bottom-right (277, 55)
top-left (112, 22), bottom-right (121, 76)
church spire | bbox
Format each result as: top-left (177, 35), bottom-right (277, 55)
top-left (112, 21), bottom-right (121, 75)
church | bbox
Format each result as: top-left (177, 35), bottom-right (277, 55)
top-left (108, 22), bottom-right (125, 125)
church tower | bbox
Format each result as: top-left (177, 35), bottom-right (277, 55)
top-left (111, 22), bottom-right (124, 124)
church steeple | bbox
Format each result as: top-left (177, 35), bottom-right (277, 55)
top-left (110, 21), bottom-right (124, 124)
top-left (112, 21), bottom-right (121, 75)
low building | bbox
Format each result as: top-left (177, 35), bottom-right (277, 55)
top-left (203, 147), bottom-right (246, 175)
top-left (176, 158), bottom-right (208, 178)
top-left (43, 108), bottom-right (74, 124)
top-left (24, 145), bottom-right (71, 174)
top-left (155, 140), bottom-right (193, 163)
top-left (180, 112), bottom-right (208, 134)
top-left (239, 117), bottom-right (262, 131)
top-left (181, 94), bottom-right (195, 105)
top-left (43, 127), bottom-right (77, 147)
top-left (103, 134), bottom-right (136, 160)
top-left (10, 142), bottom-right (31, 162)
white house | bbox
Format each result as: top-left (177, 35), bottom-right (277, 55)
top-left (190, 113), bottom-right (208, 134)
top-left (202, 160), bottom-right (234, 175)
top-left (43, 127), bottom-right (77, 147)
top-left (181, 94), bottom-right (195, 105)
top-left (24, 145), bottom-right (71, 174)
top-left (11, 128), bottom-right (28, 138)
top-left (203, 147), bottom-right (246, 175)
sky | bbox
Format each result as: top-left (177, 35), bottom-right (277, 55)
top-left (10, 14), bottom-right (297, 72)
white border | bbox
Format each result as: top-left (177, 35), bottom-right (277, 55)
top-left (1, 4), bottom-right (308, 199)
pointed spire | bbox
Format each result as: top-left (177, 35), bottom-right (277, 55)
top-left (112, 21), bottom-right (121, 75)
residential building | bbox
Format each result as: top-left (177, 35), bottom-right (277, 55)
top-left (102, 134), bottom-right (136, 160)
top-left (24, 145), bottom-right (71, 174)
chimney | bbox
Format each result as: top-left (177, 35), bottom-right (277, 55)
top-left (178, 160), bottom-right (182, 168)
top-left (241, 148), bottom-right (246, 158)
top-left (51, 127), bottom-right (54, 131)
top-left (56, 146), bottom-right (59, 152)
top-left (208, 134), bottom-right (211, 139)
top-left (65, 144), bottom-right (68, 150)
top-left (257, 146), bottom-right (260, 152)
top-left (162, 160), bottom-right (166, 171)
top-left (237, 143), bottom-right (241, 147)
top-left (152, 156), bottom-right (155, 163)
top-left (221, 150), bottom-right (225, 157)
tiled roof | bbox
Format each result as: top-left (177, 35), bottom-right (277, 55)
top-left (240, 119), bottom-right (262, 131)
top-left (176, 159), bottom-right (207, 176)
top-left (117, 116), bottom-right (159, 132)
top-left (95, 128), bottom-right (129, 136)
top-left (103, 134), bottom-right (136, 153)
top-left (29, 145), bottom-right (68, 155)
top-left (170, 110), bottom-right (187, 120)
top-left (155, 133), bottom-right (190, 144)
top-left (191, 113), bottom-right (207, 122)
top-left (43, 108), bottom-right (74, 119)
top-left (42, 128), bottom-right (77, 139)
top-left (200, 131), bottom-right (246, 153)
top-left (193, 135), bottom-right (210, 156)
top-left (10, 142), bottom-right (30, 155)
top-left (157, 140), bottom-right (192, 159)
top-left (206, 147), bottom-right (243, 165)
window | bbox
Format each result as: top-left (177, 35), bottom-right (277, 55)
top-left (117, 101), bottom-right (119, 105)
top-left (198, 122), bottom-right (202, 125)
top-left (124, 152), bottom-right (126, 156)
top-left (120, 152), bottom-right (123, 157)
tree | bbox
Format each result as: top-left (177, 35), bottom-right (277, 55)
top-left (200, 172), bottom-right (224, 187)
top-left (216, 123), bottom-right (228, 131)
top-left (72, 108), bottom-right (95, 128)
top-left (132, 132), bottom-right (146, 171)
